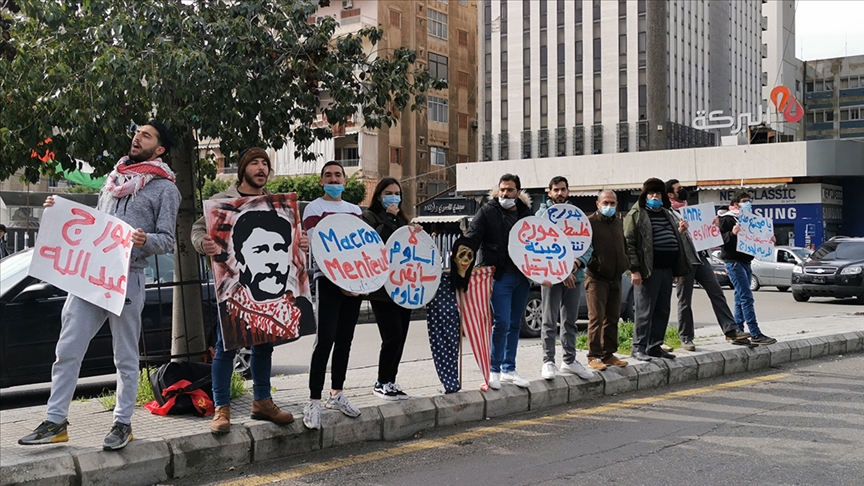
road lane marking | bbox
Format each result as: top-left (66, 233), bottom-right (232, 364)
top-left (219, 373), bottom-right (790, 485)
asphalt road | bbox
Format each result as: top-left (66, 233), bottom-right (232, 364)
top-left (1, 288), bottom-right (860, 409)
top-left (170, 353), bottom-right (864, 486)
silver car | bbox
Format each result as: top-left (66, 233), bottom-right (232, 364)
top-left (750, 246), bottom-right (812, 291)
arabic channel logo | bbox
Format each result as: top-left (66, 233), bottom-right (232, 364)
top-left (770, 86), bottom-right (803, 123)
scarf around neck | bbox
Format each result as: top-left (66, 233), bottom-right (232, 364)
top-left (670, 199), bottom-right (688, 211)
top-left (104, 157), bottom-right (176, 199)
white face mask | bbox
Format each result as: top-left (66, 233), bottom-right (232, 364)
top-left (498, 197), bottom-right (516, 209)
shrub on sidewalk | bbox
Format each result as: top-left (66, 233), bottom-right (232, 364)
top-left (574, 321), bottom-right (681, 355)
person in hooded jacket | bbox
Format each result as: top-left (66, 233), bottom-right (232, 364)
top-left (465, 173), bottom-right (533, 389)
top-left (623, 178), bottom-right (691, 362)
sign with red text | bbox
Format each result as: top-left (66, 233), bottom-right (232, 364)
top-left (737, 211), bottom-right (775, 260)
top-left (679, 203), bottom-right (723, 252)
top-left (311, 213), bottom-right (389, 294)
top-left (383, 226), bottom-right (441, 309)
top-left (508, 216), bottom-right (574, 285)
top-left (540, 203), bottom-right (592, 260)
top-left (204, 194), bottom-right (314, 351)
top-left (29, 196), bottom-right (133, 316)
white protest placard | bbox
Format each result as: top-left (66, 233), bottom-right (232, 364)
top-left (540, 203), bottom-right (592, 260)
top-left (679, 203), bottom-right (723, 252)
top-left (508, 216), bottom-right (574, 285)
top-left (310, 213), bottom-right (389, 294)
top-left (737, 211), bottom-right (775, 260)
top-left (383, 226), bottom-right (442, 309)
top-left (29, 196), bottom-right (134, 316)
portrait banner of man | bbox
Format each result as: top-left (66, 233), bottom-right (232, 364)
top-left (204, 193), bottom-right (314, 351)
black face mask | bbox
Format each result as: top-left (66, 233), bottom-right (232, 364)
top-left (677, 188), bottom-right (689, 201)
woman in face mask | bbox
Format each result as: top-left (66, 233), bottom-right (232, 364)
top-left (362, 178), bottom-right (421, 401)
top-left (623, 178), bottom-right (692, 362)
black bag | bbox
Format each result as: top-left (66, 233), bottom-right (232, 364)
top-left (148, 361), bottom-right (213, 416)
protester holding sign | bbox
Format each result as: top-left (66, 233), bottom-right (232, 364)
top-left (666, 180), bottom-right (750, 351)
top-left (623, 178), bottom-right (691, 362)
top-left (535, 177), bottom-right (595, 380)
top-left (19, 121), bottom-right (181, 451)
top-left (191, 148), bottom-right (306, 435)
top-left (465, 173), bottom-right (533, 389)
top-left (718, 191), bottom-right (778, 346)
top-left (301, 161), bottom-right (364, 430)
top-left (362, 178), bottom-right (425, 401)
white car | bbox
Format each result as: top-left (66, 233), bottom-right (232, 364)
top-left (750, 246), bottom-right (812, 291)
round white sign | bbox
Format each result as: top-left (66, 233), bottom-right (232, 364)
top-left (310, 213), bottom-right (388, 294)
top-left (540, 203), bottom-right (592, 260)
top-left (508, 216), bottom-right (574, 285)
top-left (383, 226), bottom-right (442, 309)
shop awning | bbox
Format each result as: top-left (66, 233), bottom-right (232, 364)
top-left (411, 215), bottom-right (470, 224)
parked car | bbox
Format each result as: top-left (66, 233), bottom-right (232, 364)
top-left (0, 249), bottom-right (218, 388)
top-left (791, 237), bottom-right (864, 303)
top-left (698, 255), bottom-right (733, 289)
top-left (521, 274), bottom-right (635, 338)
top-left (750, 246), bottom-right (812, 291)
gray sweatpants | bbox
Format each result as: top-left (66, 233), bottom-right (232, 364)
top-left (541, 281), bottom-right (584, 365)
top-left (633, 267), bottom-right (673, 355)
top-left (46, 272), bottom-right (145, 425)
top-left (677, 253), bottom-right (737, 340)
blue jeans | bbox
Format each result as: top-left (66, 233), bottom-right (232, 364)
top-left (212, 323), bottom-right (273, 407)
top-left (724, 261), bottom-right (762, 337)
top-left (490, 270), bottom-right (531, 373)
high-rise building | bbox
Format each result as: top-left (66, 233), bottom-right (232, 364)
top-left (761, 0), bottom-right (801, 141)
top-left (271, 0), bottom-right (478, 214)
top-left (803, 54), bottom-right (864, 140)
top-left (478, 0), bottom-right (764, 160)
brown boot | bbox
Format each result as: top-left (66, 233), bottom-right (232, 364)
top-left (211, 406), bottom-right (231, 435)
top-left (251, 398), bottom-right (295, 425)
top-left (602, 355), bottom-right (628, 367)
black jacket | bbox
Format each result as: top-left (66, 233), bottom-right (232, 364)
top-left (717, 209), bottom-right (754, 263)
top-left (465, 189), bottom-right (532, 280)
top-left (362, 207), bottom-right (408, 301)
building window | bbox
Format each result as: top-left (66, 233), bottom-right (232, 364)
top-left (521, 130), bottom-right (533, 159)
top-left (851, 77), bottom-right (860, 88)
top-left (593, 89), bottom-right (602, 124)
top-left (502, 99), bottom-right (508, 120)
top-left (538, 129), bottom-right (549, 158)
top-left (389, 9), bottom-right (401, 28)
top-left (501, 50), bottom-right (507, 84)
top-left (458, 113), bottom-right (469, 129)
top-left (593, 37), bottom-right (601, 73)
top-left (573, 125), bottom-right (585, 155)
top-left (638, 84), bottom-right (647, 120)
top-left (824, 79), bottom-right (834, 91)
top-left (556, 127), bottom-right (567, 156)
top-left (458, 71), bottom-right (469, 88)
top-left (540, 45), bottom-right (548, 80)
top-left (458, 29), bottom-right (469, 47)
top-left (618, 122), bottom-right (629, 152)
top-left (524, 47), bottom-right (531, 80)
top-left (428, 9), bottom-right (448, 40)
top-left (429, 53), bottom-right (449, 82)
top-left (592, 124), bottom-right (603, 154)
top-left (500, 132), bottom-right (510, 159)
top-left (575, 40), bottom-right (583, 75)
top-left (430, 146), bottom-right (446, 166)
top-left (619, 87), bottom-right (628, 121)
top-left (428, 96), bottom-right (449, 123)
top-left (459, 0), bottom-right (468, 5)
top-left (389, 146), bottom-right (402, 165)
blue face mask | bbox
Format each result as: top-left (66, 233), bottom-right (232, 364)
top-left (323, 184), bottom-right (344, 198)
top-left (382, 194), bottom-right (401, 208)
top-left (739, 201), bottom-right (753, 213)
top-left (646, 198), bottom-right (662, 210)
top-left (599, 205), bottom-right (616, 217)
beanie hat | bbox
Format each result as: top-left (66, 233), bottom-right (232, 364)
top-left (237, 148), bottom-right (270, 183)
top-left (642, 178), bottom-right (666, 195)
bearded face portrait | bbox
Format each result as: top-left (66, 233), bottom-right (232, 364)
top-left (232, 211), bottom-right (296, 301)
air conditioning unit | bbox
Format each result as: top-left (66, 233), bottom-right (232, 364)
top-left (471, 120), bottom-right (479, 129)
top-left (342, 0), bottom-right (353, 9)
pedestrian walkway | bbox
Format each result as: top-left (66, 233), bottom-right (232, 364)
top-left (1, 313), bottom-right (862, 486)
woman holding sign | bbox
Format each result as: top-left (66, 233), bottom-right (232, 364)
top-left (362, 178), bottom-right (421, 401)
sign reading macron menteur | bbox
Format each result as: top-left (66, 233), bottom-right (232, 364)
top-left (310, 213), bottom-right (389, 294)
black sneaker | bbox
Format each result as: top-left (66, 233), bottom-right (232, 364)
top-left (18, 419), bottom-right (69, 445)
top-left (391, 383), bottom-right (409, 401)
top-left (726, 330), bottom-right (751, 340)
top-left (730, 338), bottom-right (757, 348)
top-left (103, 422), bottom-right (133, 451)
top-left (750, 334), bottom-right (777, 346)
top-left (373, 382), bottom-right (398, 401)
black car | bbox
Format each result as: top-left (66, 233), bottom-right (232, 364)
top-left (791, 237), bottom-right (864, 303)
top-left (521, 274), bottom-right (635, 338)
top-left (707, 255), bottom-right (733, 289)
top-left (0, 249), bottom-right (218, 388)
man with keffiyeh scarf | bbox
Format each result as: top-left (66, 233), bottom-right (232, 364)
top-left (19, 121), bottom-right (181, 451)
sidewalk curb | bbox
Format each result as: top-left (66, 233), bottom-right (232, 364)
top-left (2, 331), bottom-right (862, 486)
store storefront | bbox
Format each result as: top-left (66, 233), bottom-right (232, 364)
top-left (698, 183), bottom-right (844, 249)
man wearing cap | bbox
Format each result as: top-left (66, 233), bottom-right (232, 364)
top-left (191, 147), bottom-right (304, 434)
top-left (19, 121), bottom-right (181, 450)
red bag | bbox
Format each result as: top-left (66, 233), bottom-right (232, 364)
top-left (145, 379), bottom-right (214, 417)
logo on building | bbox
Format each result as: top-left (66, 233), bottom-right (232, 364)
top-left (769, 86), bottom-right (803, 123)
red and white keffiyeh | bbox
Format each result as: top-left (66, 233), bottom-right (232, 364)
top-left (104, 157), bottom-right (176, 199)
top-left (224, 285), bottom-right (302, 344)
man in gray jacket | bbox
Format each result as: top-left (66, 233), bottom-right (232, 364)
top-left (19, 121), bottom-right (181, 450)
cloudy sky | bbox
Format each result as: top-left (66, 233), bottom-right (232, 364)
top-left (796, 0), bottom-right (864, 60)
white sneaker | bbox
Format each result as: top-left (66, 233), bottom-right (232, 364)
top-left (488, 372), bottom-right (501, 390)
top-left (303, 400), bottom-right (321, 430)
top-left (560, 361), bottom-right (595, 380)
top-left (325, 392), bottom-right (361, 418)
top-left (541, 362), bottom-right (557, 380)
top-left (500, 371), bottom-right (530, 388)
